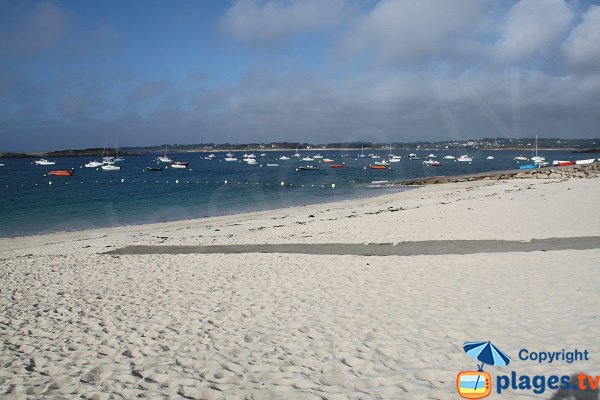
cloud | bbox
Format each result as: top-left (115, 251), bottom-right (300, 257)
top-left (128, 82), bottom-right (171, 102)
top-left (342, 0), bottom-right (492, 65)
top-left (219, 0), bottom-right (347, 46)
top-left (0, 1), bottom-right (73, 56)
top-left (564, 5), bottom-right (600, 71)
top-left (492, 0), bottom-right (574, 64)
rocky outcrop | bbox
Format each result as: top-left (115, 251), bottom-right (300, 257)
top-left (399, 163), bottom-right (600, 186)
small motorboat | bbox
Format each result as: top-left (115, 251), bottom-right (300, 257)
top-left (101, 163), bottom-right (121, 171)
top-left (323, 158), bottom-right (334, 163)
top-left (244, 158), bottom-right (258, 164)
top-left (0, 163), bottom-right (4, 167)
top-left (575, 159), bottom-right (595, 165)
top-left (171, 161), bottom-right (189, 169)
top-left (299, 165), bottom-right (319, 170)
top-left (430, 162), bottom-right (443, 167)
top-left (85, 160), bottom-right (103, 168)
top-left (514, 156), bottom-right (528, 161)
top-left (279, 156), bottom-right (290, 160)
top-left (313, 154), bottom-right (323, 159)
top-left (552, 160), bottom-right (575, 166)
top-left (408, 153), bottom-right (420, 160)
top-left (330, 164), bottom-right (345, 168)
top-left (519, 164), bottom-right (537, 170)
top-left (35, 159), bottom-right (55, 166)
top-left (427, 153), bottom-right (437, 158)
top-left (266, 163), bottom-right (279, 167)
top-left (457, 155), bottom-right (473, 162)
top-left (444, 155), bottom-right (455, 160)
top-left (370, 165), bottom-right (388, 170)
top-left (486, 156), bottom-right (495, 160)
top-left (260, 153), bottom-right (267, 157)
top-left (49, 169), bottom-right (73, 176)
top-left (146, 166), bottom-right (163, 171)
top-left (224, 157), bottom-right (238, 162)
top-left (301, 157), bottom-right (314, 161)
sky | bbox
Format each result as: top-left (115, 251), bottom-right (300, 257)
top-left (1, 0), bottom-right (599, 151)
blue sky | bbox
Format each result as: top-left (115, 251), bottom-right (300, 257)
top-left (1, 0), bottom-right (599, 151)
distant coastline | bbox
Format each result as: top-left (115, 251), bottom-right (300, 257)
top-left (1, 140), bottom-right (599, 158)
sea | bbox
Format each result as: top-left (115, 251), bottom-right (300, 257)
top-left (0, 149), bottom-right (586, 237)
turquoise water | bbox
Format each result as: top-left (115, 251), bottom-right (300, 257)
top-left (0, 149), bottom-right (583, 237)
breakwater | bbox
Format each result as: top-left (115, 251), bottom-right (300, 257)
top-left (399, 162), bottom-right (600, 186)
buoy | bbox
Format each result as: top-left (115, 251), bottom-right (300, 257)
top-left (175, 179), bottom-right (179, 184)
top-left (332, 183), bottom-right (336, 188)
top-left (121, 178), bottom-right (124, 183)
top-left (224, 180), bottom-right (228, 184)
top-left (280, 181), bottom-right (285, 186)
top-left (48, 181), bottom-right (52, 185)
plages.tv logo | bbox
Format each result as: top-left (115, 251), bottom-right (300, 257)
top-left (457, 341), bottom-right (511, 399)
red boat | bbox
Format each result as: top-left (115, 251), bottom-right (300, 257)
top-left (49, 170), bottom-right (74, 177)
top-left (370, 165), bottom-right (388, 170)
top-left (557, 161), bottom-right (575, 166)
top-left (330, 164), bottom-right (345, 168)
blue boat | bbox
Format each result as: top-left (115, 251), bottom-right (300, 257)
top-left (519, 164), bottom-right (537, 170)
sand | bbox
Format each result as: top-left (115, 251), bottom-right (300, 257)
top-left (1, 177), bottom-right (599, 399)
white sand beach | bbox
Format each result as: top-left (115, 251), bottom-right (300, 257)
top-left (1, 177), bottom-right (599, 399)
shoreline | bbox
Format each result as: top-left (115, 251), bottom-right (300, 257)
top-left (2, 173), bottom-right (598, 251)
top-left (0, 185), bottom-right (408, 241)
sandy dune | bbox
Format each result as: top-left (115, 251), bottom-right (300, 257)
top-left (1, 177), bottom-right (599, 399)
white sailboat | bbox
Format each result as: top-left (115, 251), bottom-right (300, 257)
top-left (158, 146), bottom-right (172, 163)
top-left (278, 155), bottom-right (290, 160)
top-left (359, 146), bottom-right (366, 158)
top-left (531, 135), bottom-right (545, 164)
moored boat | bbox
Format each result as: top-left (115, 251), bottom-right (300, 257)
top-left (49, 169), bottom-right (74, 176)
top-left (101, 163), bottom-right (120, 171)
top-left (575, 159), bottom-right (595, 165)
top-left (35, 159), bottom-right (55, 166)
top-left (519, 164), bottom-right (537, 170)
top-left (158, 146), bottom-right (172, 163)
top-left (170, 161), bottom-right (189, 168)
top-left (370, 165), bottom-right (388, 170)
top-left (146, 166), bottom-right (163, 171)
top-left (299, 165), bottom-right (319, 170)
top-left (330, 164), bottom-right (345, 168)
top-left (552, 160), bottom-right (575, 166)
top-left (85, 160), bottom-right (103, 168)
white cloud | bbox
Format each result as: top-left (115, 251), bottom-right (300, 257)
top-left (564, 5), bottom-right (600, 71)
top-left (219, 0), bottom-right (347, 46)
top-left (343, 0), bottom-right (491, 64)
top-left (492, 0), bottom-right (573, 64)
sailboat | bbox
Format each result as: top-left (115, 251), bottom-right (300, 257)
top-left (531, 135), bottom-right (545, 164)
top-left (293, 148), bottom-right (301, 157)
top-left (359, 146), bottom-right (366, 158)
top-left (113, 142), bottom-right (125, 162)
top-left (158, 145), bottom-right (172, 163)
